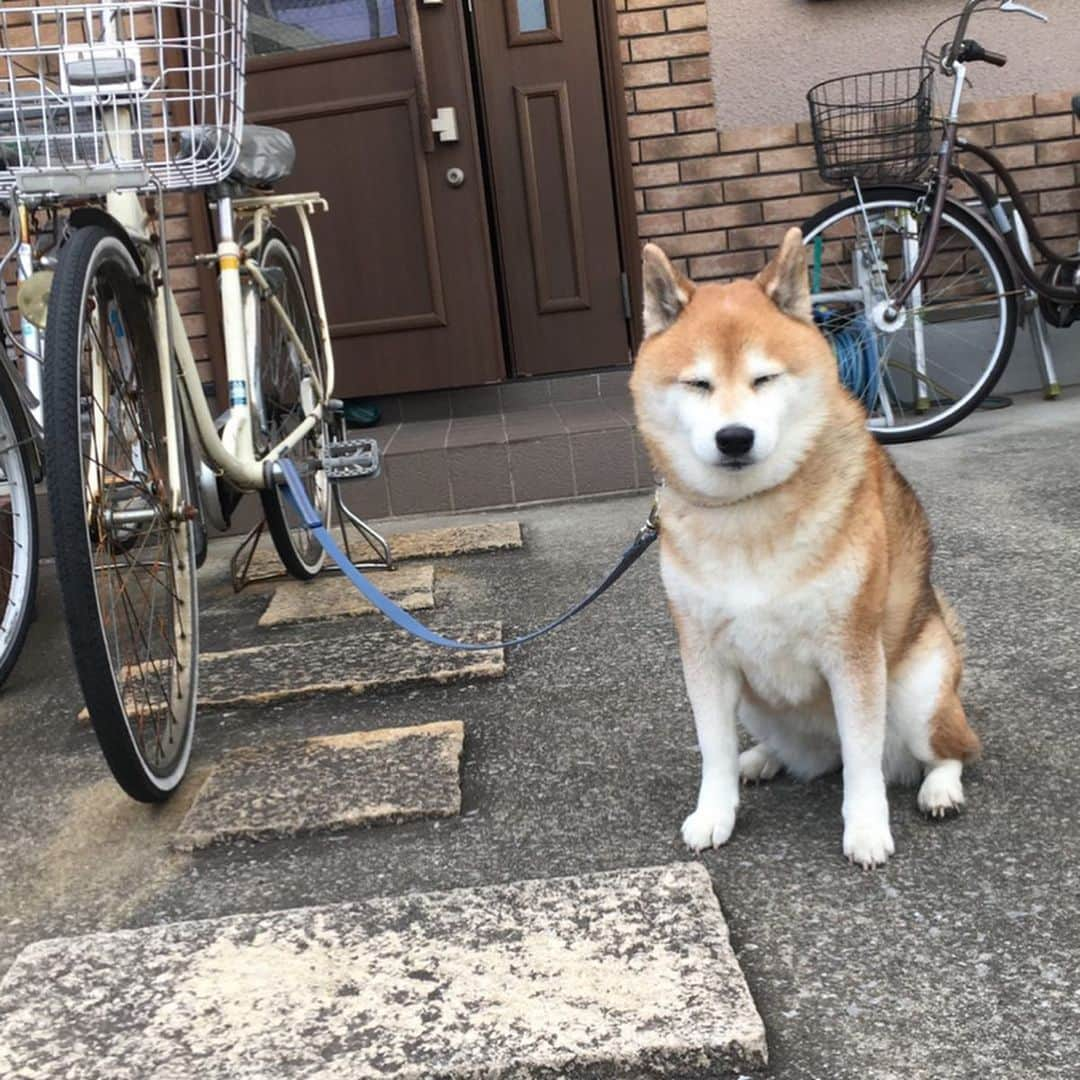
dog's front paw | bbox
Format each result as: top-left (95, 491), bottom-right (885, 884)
top-left (842, 817), bottom-right (895, 868)
top-left (681, 805), bottom-right (737, 851)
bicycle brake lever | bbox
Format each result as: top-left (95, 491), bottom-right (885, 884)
top-left (998, 1), bottom-right (1048, 22)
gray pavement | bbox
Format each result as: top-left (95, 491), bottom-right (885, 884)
top-left (2, 390), bottom-right (1080, 1078)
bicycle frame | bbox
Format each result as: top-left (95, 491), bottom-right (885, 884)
top-left (8, 177), bottom-right (336, 507)
top-left (71, 138), bottom-right (333, 505)
top-left (881, 12), bottom-right (1080, 317)
top-left (154, 189), bottom-right (337, 497)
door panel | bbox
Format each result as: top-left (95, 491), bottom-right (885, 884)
top-left (273, 93), bottom-right (446, 334)
top-left (473, 0), bottom-right (630, 377)
top-left (515, 83), bottom-right (588, 311)
top-left (246, 0), bottom-right (503, 396)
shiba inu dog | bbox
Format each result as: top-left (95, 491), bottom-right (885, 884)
top-left (630, 228), bottom-right (979, 868)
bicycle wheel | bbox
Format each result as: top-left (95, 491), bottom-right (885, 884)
top-left (802, 186), bottom-right (1018, 443)
top-left (252, 227), bottom-right (329, 578)
top-left (0, 370), bottom-right (38, 688)
top-left (44, 226), bottom-right (198, 802)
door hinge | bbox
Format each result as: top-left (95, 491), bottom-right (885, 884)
top-left (620, 271), bottom-right (632, 321)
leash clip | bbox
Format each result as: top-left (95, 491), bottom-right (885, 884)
top-left (639, 491), bottom-right (661, 540)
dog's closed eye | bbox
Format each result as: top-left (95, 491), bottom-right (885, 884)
top-left (752, 373), bottom-right (780, 389)
top-left (681, 378), bottom-right (713, 393)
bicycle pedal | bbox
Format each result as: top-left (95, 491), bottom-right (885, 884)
top-left (321, 437), bottom-right (380, 481)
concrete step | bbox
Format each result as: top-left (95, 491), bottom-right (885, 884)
top-left (257, 564), bottom-right (436, 629)
top-left (0, 863), bottom-right (767, 1078)
top-left (173, 721), bottom-right (463, 852)
top-left (244, 520), bottom-right (523, 584)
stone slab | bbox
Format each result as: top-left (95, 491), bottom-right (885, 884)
top-left (195, 624), bottom-right (504, 709)
top-left (196, 624), bottom-right (504, 709)
top-left (257, 564), bottom-right (436, 628)
top-left (172, 721), bottom-right (464, 852)
top-left (78, 624), bottom-right (505, 722)
top-left (245, 521), bottom-right (523, 583)
top-left (0, 863), bottom-right (767, 1079)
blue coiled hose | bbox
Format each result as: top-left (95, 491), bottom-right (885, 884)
top-left (829, 315), bottom-right (881, 409)
top-left (811, 236), bottom-right (881, 408)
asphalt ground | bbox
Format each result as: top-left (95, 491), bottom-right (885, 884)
top-left (2, 390), bottom-right (1079, 1079)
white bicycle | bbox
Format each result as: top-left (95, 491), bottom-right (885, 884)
top-left (0, 334), bottom-right (39, 689)
top-left (1, 0), bottom-right (378, 800)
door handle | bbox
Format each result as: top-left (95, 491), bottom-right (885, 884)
top-left (405, 0), bottom-right (460, 151)
top-left (432, 107), bottom-right (458, 143)
top-left (404, 0), bottom-right (435, 153)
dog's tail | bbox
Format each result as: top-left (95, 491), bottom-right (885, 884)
top-left (933, 586), bottom-right (966, 661)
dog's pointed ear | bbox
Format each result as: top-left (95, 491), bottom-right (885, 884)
top-left (642, 243), bottom-right (695, 338)
top-left (756, 227), bottom-right (812, 324)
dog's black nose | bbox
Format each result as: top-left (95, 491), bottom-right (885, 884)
top-left (715, 425), bottom-right (755, 458)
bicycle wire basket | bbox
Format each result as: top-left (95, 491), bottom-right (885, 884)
top-left (807, 66), bottom-right (935, 185)
top-left (0, 1), bottom-right (247, 198)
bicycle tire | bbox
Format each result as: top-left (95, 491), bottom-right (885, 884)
top-left (802, 186), bottom-right (1018, 443)
top-left (44, 226), bottom-right (199, 802)
top-left (0, 369), bottom-right (38, 688)
top-left (253, 227), bottom-right (329, 579)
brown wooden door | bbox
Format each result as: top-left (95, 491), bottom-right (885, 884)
top-left (470, 0), bottom-right (631, 377)
top-left (245, 0), bottom-right (503, 397)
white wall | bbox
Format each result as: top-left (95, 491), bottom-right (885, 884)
top-left (707, 0), bottom-right (1080, 129)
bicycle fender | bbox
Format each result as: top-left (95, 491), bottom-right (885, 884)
top-left (66, 207), bottom-right (143, 269)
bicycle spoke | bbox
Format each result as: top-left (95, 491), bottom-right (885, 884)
top-left (65, 249), bottom-right (196, 780)
top-left (805, 194), bottom-right (1013, 438)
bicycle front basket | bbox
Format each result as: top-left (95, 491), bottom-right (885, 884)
top-left (0, 1), bottom-right (247, 197)
top-left (807, 66), bottom-right (935, 185)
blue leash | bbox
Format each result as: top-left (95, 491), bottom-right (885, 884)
top-left (279, 459), bottom-right (659, 651)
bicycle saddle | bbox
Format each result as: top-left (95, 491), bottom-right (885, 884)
top-left (178, 124), bottom-right (294, 189)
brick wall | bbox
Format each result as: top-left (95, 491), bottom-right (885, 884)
top-left (952, 91), bottom-right (1080, 268)
top-left (615, 0), bottom-right (1080, 284)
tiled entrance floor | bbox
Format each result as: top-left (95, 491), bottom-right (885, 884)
top-left (351, 369), bottom-right (654, 519)
top-left (34, 372), bottom-right (651, 554)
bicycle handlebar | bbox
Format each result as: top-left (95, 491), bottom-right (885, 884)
top-left (957, 38), bottom-right (1008, 67)
top-left (943, 0), bottom-right (1047, 72)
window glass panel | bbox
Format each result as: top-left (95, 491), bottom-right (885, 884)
top-left (516, 0), bottom-right (550, 34)
top-left (248, 0), bottom-right (398, 57)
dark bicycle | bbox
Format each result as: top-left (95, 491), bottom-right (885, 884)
top-left (801, 0), bottom-right (1079, 443)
